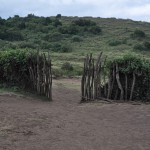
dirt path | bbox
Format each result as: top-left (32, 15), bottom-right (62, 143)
top-left (0, 82), bottom-right (150, 150)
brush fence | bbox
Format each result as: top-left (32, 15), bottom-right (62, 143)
top-left (29, 51), bottom-right (52, 100)
top-left (81, 53), bottom-right (150, 102)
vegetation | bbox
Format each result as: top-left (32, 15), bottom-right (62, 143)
top-left (0, 15), bottom-right (150, 76)
top-left (61, 62), bottom-right (74, 71)
top-left (0, 50), bottom-right (31, 87)
top-left (108, 55), bottom-right (150, 101)
top-left (82, 53), bottom-right (150, 102)
top-left (134, 41), bottom-right (150, 51)
top-left (131, 29), bottom-right (146, 39)
top-left (0, 49), bottom-right (52, 100)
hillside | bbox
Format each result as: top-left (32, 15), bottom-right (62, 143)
top-left (0, 14), bottom-right (150, 76)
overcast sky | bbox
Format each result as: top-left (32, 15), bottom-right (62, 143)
top-left (0, 0), bottom-right (150, 22)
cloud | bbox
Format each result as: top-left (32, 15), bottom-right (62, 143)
top-left (127, 4), bottom-right (150, 16)
top-left (0, 0), bottom-right (150, 22)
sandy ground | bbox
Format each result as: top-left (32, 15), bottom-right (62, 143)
top-left (0, 79), bottom-right (150, 150)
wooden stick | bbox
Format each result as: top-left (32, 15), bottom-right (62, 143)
top-left (115, 63), bottom-right (124, 100)
top-left (129, 72), bottom-right (136, 100)
top-left (125, 74), bottom-right (128, 100)
top-left (37, 49), bottom-right (40, 94)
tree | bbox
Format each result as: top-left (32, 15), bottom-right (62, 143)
top-left (0, 17), bottom-right (5, 25)
top-left (56, 14), bottom-right (61, 19)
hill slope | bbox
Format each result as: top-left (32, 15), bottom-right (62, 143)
top-left (0, 14), bottom-right (150, 76)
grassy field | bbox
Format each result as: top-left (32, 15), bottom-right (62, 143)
top-left (48, 17), bottom-right (150, 76)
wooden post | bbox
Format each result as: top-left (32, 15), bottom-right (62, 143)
top-left (37, 50), bottom-right (40, 94)
top-left (129, 72), bottom-right (136, 100)
top-left (125, 74), bottom-right (128, 100)
top-left (116, 63), bottom-right (124, 100)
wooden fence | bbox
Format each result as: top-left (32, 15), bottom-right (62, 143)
top-left (81, 52), bottom-right (107, 101)
top-left (81, 53), bottom-right (150, 102)
top-left (29, 50), bottom-right (52, 100)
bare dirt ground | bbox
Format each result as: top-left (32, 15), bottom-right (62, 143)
top-left (0, 79), bottom-right (150, 150)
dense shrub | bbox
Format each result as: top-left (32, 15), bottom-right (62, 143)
top-left (143, 41), bottom-right (150, 50)
top-left (131, 29), bottom-right (146, 39)
top-left (122, 38), bottom-right (127, 44)
top-left (72, 35), bottom-right (82, 42)
top-left (61, 62), bottom-right (73, 71)
top-left (133, 44), bottom-right (144, 50)
top-left (52, 43), bottom-right (61, 52)
top-left (41, 41), bottom-right (52, 49)
top-left (43, 17), bottom-right (52, 25)
top-left (58, 25), bottom-right (79, 34)
top-left (52, 68), bottom-right (63, 78)
top-left (134, 42), bottom-right (150, 51)
top-left (44, 32), bottom-right (62, 42)
top-left (35, 25), bottom-right (49, 33)
top-left (18, 22), bottom-right (26, 29)
top-left (61, 44), bottom-right (72, 52)
top-left (52, 43), bottom-right (72, 53)
top-left (26, 22), bottom-right (37, 30)
top-left (18, 42), bottom-right (37, 49)
top-left (0, 17), bottom-right (5, 25)
top-left (88, 26), bottom-right (102, 34)
top-left (73, 18), bottom-right (96, 26)
top-left (0, 31), bottom-right (24, 41)
top-left (53, 19), bottom-right (62, 27)
top-left (0, 50), bottom-right (30, 87)
top-left (108, 39), bottom-right (122, 46)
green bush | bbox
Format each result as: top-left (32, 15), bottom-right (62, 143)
top-left (143, 41), bottom-right (150, 50)
top-left (52, 43), bottom-right (62, 52)
top-left (122, 38), bottom-right (127, 44)
top-left (19, 42), bottom-right (37, 49)
top-left (0, 31), bottom-right (24, 41)
top-left (53, 19), bottom-right (62, 27)
top-left (108, 39), bottom-right (122, 46)
top-left (44, 32), bottom-right (62, 42)
top-left (52, 43), bottom-right (72, 53)
top-left (88, 26), bottom-right (102, 34)
top-left (58, 25), bottom-right (79, 34)
top-left (131, 29), bottom-right (146, 39)
top-left (73, 18), bottom-right (96, 27)
top-left (61, 62), bottom-right (73, 71)
top-left (133, 44), bottom-right (144, 50)
top-left (61, 44), bottom-right (72, 52)
top-left (0, 50), bottom-right (31, 87)
top-left (134, 42), bottom-right (150, 51)
top-left (43, 17), bottom-right (52, 25)
top-left (0, 17), bottom-right (5, 25)
top-left (41, 41), bottom-right (52, 49)
top-left (18, 21), bottom-right (26, 29)
top-left (72, 35), bottom-right (82, 42)
top-left (35, 25), bottom-right (49, 33)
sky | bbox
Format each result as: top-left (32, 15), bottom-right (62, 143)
top-left (0, 0), bottom-right (150, 22)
